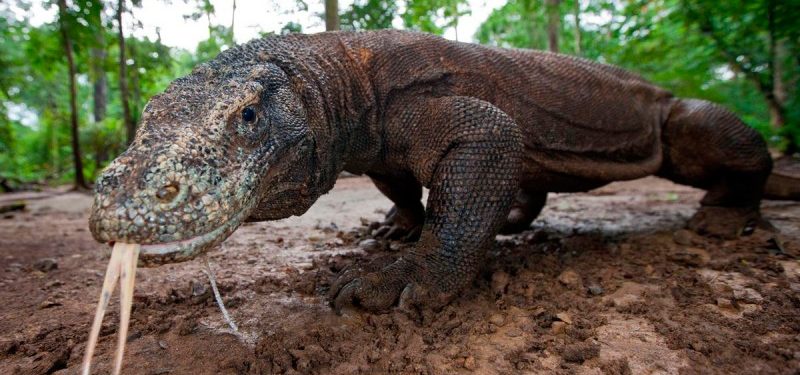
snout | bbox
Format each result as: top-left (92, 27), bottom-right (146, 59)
top-left (89, 157), bottom-right (220, 246)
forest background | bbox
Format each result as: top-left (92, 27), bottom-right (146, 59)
top-left (1, 0), bottom-right (798, 189)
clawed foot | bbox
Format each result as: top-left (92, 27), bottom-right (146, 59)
top-left (370, 205), bottom-right (424, 242)
top-left (329, 256), bottom-right (456, 315)
top-left (688, 205), bottom-right (771, 239)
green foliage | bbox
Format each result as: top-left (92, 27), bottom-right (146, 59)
top-left (2, 0), bottom-right (797, 187)
top-left (402, 0), bottom-right (468, 34)
top-left (341, 0), bottom-right (397, 30)
top-left (478, 0), bottom-right (800, 151)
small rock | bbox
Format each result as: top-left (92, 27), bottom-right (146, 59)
top-left (551, 321), bottom-right (567, 334)
top-left (505, 328), bottom-right (522, 337)
top-left (33, 258), bottom-right (58, 273)
top-left (716, 298), bottom-right (735, 310)
top-left (491, 271), bottom-right (510, 297)
top-left (39, 299), bottom-right (61, 309)
top-left (672, 229), bottom-right (694, 246)
top-left (668, 247), bottom-right (710, 267)
top-left (488, 313), bottom-right (506, 327)
top-left (45, 280), bottom-right (63, 289)
top-left (587, 284), bottom-right (604, 296)
top-left (6, 262), bottom-right (23, 272)
top-left (191, 280), bottom-right (208, 296)
top-left (562, 342), bottom-right (600, 363)
top-left (389, 242), bottom-right (403, 251)
top-left (555, 312), bottom-right (573, 325)
top-left (463, 356), bottom-right (477, 370)
top-left (158, 340), bottom-right (168, 350)
top-left (358, 239), bottom-right (381, 252)
top-left (557, 269), bottom-right (582, 290)
top-left (733, 288), bottom-right (763, 304)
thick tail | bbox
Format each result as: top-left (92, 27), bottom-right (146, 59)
top-left (764, 157), bottom-right (800, 201)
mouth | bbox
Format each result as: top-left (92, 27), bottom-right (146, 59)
top-left (130, 208), bottom-right (249, 267)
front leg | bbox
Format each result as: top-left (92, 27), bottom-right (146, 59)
top-left (330, 96), bottom-right (522, 313)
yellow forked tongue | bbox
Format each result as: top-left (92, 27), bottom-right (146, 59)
top-left (82, 243), bottom-right (140, 375)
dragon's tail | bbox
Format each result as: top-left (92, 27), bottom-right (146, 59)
top-left (764, 157), bottom-right (800, 201)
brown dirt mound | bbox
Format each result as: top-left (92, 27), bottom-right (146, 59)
top-left (0, 176), bottom-right (798, 374)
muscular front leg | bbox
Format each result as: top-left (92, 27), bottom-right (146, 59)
top-left (330, 96), bottom-right (523, 313)
top-left (369, 173), bottom-right (424, 242)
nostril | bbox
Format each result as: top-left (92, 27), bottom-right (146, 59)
top-left (156, 183), bottom-right (180, 202)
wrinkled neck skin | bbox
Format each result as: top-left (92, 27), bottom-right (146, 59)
top-left (240, 34), bottom-right (382, 221)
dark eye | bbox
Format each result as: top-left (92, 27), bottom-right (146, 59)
top-left (241, 106), bottom-right (256, 123)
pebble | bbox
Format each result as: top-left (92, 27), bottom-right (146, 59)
top-left (38, 298), bottom-right (61, 309)
top-left (491, 271), bottom-right (510, 296)
top-left (463, 356), bottom-right (477, 370)
top-left (488, 313), bottom-right (506, 327)
top-left (587, 284), bottom-right (604, 296)
top-left (358, 239), bottom-right (381, 252)
top-left (5, 262), bottom-right (23, 272)
top-left (551, 321), bottom-right (567, 334)
top-left (505, 328), bottom-right (522, 337)
top-left (45, 280), bottom-right (63, 289)
top-left (716, 298), bottom-right (735, 310)
top-left (733, 288), bottom-right (763, 304)
top-left (557, 269), bottom-right (582, 289)
top-left (158, 340), bottom-right (168, 350)
top-left (555, 312), bottom-right (573, 324)
top-left (191, 280), bottom-right (208, 297)
top-left (33, 258), bottom-right (58, 273)
top-left (668, 247), bottom-right (710, 267)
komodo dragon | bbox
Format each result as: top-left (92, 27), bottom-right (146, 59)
top-left (89, 30), bottom-right (800, 313)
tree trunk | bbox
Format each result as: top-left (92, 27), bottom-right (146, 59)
top-left (57, 0), bottom-right (87, 189)
top-left (231, 0), bottom-right (236, 41)
top-left (766, 0), bottom-right (795, 155)
top-left (573, 0), bottom-right (581, 55)
top-left (129, 41), bottom-right (142, 125)
top-left (325, 0), bottom-right (339, 31)
top-left (91, 5), bottom-right (107, 123)
top-left (546, 0), bottom-right (560, 53)
top-left (116, 0), bottom-right (135, 145)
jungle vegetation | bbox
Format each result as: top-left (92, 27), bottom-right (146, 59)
top-left (1, 0), bottom-right (798, 189)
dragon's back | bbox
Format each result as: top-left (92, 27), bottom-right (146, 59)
top-left (332, 30), bottom-right (674, 181)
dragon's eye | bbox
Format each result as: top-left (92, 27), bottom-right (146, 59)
top-left (241, 106), bottom-right (256, 123)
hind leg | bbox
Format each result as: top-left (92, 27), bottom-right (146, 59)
top-left (658, 99), bottom-right (773, 238)
top-left (500, 190), bottom-right (547, 234)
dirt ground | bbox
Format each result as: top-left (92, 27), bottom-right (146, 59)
top-left (0, 176), bottom-right (798, 374)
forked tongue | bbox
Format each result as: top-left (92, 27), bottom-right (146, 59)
top-left (82, 243), bottom-right (140, 375)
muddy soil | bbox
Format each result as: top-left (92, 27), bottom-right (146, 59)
top-left (0, 176), bottom-right (798, 374)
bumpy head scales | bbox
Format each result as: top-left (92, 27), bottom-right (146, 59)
top-left (89, 43), bottom-right (318, 266)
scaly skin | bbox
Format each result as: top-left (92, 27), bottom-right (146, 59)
top-left (90, 30), bottom-right (794, 313)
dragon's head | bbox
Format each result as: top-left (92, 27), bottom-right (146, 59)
top-left (89, 54), bottom-right (320, 266)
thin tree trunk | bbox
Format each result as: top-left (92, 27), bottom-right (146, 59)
top-left (546, 0), bottom-right (560, 53)
top-left (129, 41), bottom-right (141, 125)
top-left (91, 5), bottom-right (107, 123)
top-left (573, 0), bottom-right (581, 55)
top-left (325, 0), bottom-right (339, 31)
top-left (230, 0), bottom-right (236, 41)
top-left (57, 0), bottom-right (87, 189)
top-left (766, 0), bottom-right (795, 154)
top-left (116, 0), bottom-right (134, 145)
top-left (91, 46), bottom-right (107, 123)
